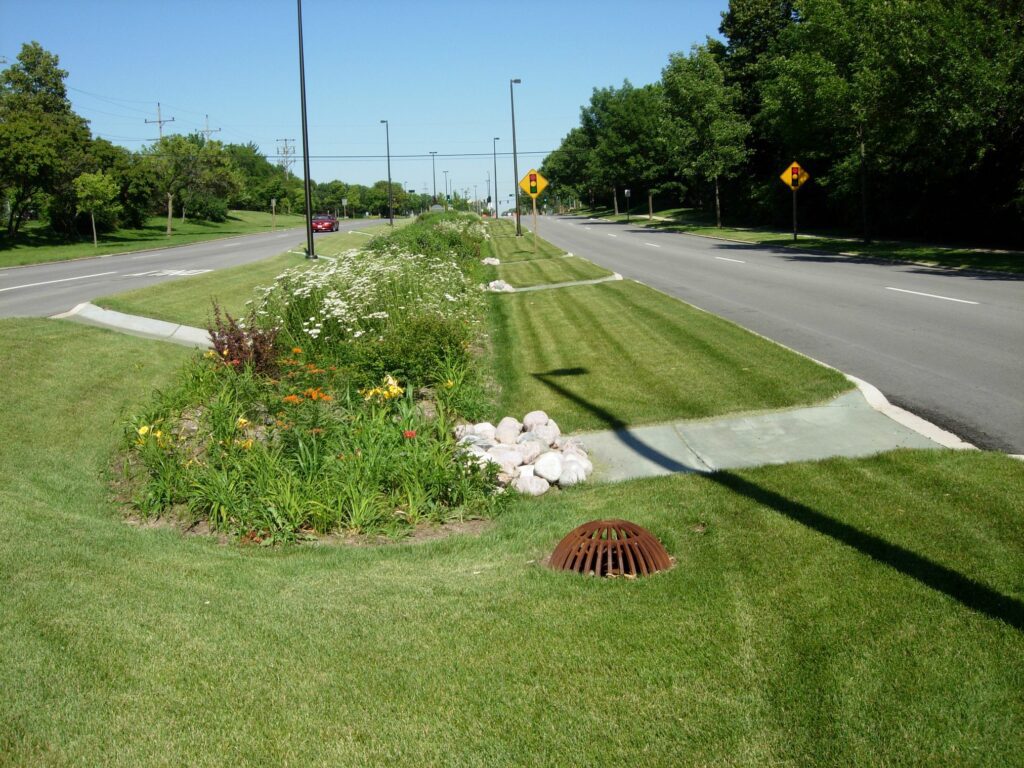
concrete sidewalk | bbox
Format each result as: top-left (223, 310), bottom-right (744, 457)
top-left (52, 302), bottom-right (212, 348)
top-left (52, 302), bottom-right (976, 479)
top-left (579, 387), bottom-right (960, 483)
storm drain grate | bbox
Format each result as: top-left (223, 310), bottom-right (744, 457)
top-left (549, 519), bottom-right (672, 578)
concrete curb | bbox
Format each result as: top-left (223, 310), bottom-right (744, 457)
top-left (52, 302), bottom-right (212, 348)
top-left (844, 375), bottom-right (976, 451)
top-left (512, 273), bottom-right (623, 293)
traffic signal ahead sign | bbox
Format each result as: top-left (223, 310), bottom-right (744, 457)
top-left (779, 161), bottom-right (810, 190)
top-left (519, 168), bottom-right (548, 199)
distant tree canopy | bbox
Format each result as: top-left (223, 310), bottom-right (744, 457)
top-left (541, 0), bottom-right (1023, 245)
top-left (0, 42), bottom-right (421, 242)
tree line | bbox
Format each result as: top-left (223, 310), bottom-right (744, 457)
top-left (541, 0), bottom-right (1022, 245)
top-left (0, 43), bottom-right (429, 243)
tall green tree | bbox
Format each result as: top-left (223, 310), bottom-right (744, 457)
top-left (663, 44), bottom-right (751, 227)
top-left (141, 135), bottom-right (199, 236)
top-left (0, 42), bottom-right (90, 236)
top-left (73, 170), bottom-right (121, 246)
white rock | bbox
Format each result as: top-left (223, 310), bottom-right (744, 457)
top-left (472, 422), bottom-right (496, 441)
top-left (495, 416), bottom-right (522, 445)
top-left (534, 421), bottom-right (561, 446)
top-left (555, 435), bottom-right (584, 451)
top-left (513, 474), bottom-right (550, 496)
top-left (517, 439), bottom-right (545, 465)
top-left (487, 445), bottom-right (524, 473)
top-left (523, 410), bottom-right (549, 431)
top-left (482, 257), bottom-right (500, 266)
top-left (562, 445), bottom-right (589, 461)
top-left (558, 461), bottom-right (588, 486)
top-left (518, 465), bottom-right (534, 479)
top-left (496, 471), bottom-right (513, 486)
top-left (533, 451), bottom-right (564, 483)
top-left (564, 454), bottom-right (593, 477)
top-left (454, 424), bottom-right (473, 440)
top-left (487, 280), bottom-right (515, 293)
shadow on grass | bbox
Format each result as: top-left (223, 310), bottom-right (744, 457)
top-left (532, 367), bottom-right (1024, 632)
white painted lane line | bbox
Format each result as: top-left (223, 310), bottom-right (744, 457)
top-left (584, 227), bottom-right (592, 231)
top-left (885, 287), bottom-right (978, 305)
top-left (644, 242), bottom-right (661, 248)
top-left (715, 256), bottom-right (745, 263)
top-left (0, 271), bottom-right (118, 293)
top-left (607, 233), bottom-right (617, 238)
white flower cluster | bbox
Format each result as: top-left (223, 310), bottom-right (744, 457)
top-left (436, 213), bottom-right (491, 241)
top-left (254, 246), bottom-right (482, 346)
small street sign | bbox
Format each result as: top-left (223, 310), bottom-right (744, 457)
top-left (779, 161), bottom-right (810, 190)
top-left (519, 169), bottom-right (548, 199)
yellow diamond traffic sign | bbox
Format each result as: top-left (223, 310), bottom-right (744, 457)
top-left (519, 169), bottom-right (548, 199)
top-left (780, 161), bottom-right (810, 190)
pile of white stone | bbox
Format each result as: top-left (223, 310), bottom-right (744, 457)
top-left (486, 279), bottom-right (515, 293)
top-left (455, 411), bottom-right (593, 496)
top-left (482, 257), bottom-right (501, 266)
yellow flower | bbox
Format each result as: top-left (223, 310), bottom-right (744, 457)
top-left (236, 417), bottom-right (250, 429)
top-left (221, 349), bottom-right (229, 357)
top-left (137, 425), bottom-right (150, 436)
top-left (204, 350), bottom-right (216, 359)
top-left (153, 430), bottom-right (163, 439)
top-left (236, 438), bottom-right (254, 450)
top-left (444, 379), bottom-right (455, 389)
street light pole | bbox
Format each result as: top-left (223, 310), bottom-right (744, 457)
top-left (510, 79), bottom-right (522, 236)
top-left (492, 137), bottom-right (499, 217)
top-left (380, 120), bottom-right (393, 226)
top-left (429, 151), bottom-right (437, 204)
top-left (296, 0), bottom-right (315, 258)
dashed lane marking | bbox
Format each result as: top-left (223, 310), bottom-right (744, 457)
top-left (715, 256), bottom-right (745, 263)
top-left (885, 287), bottom-right (978, 305)
top-left (0, 271), bottom-right (118, 293)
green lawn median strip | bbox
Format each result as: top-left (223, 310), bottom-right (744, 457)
top-left (0, 210), bottom-right (308, 269)
top-left (488, 279), bottom-right (851, 433)
top-left (486, 218), bottom-right (567, 262)
top-left (578, 206), bottom-right (1024, 274)
top-left (1, 318), bottom-right (1021, 765)
top-left (495, 255), bottom-right (612, 288)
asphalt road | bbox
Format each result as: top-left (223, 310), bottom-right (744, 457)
top-left (0, 219), bottom-right (385, 319)
top-left (537, 215), bottom-right (1024, 454)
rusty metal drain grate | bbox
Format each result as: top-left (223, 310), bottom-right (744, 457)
top-left (549, 519), bottom-right (672, 578)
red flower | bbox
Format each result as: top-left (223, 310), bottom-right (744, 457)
top-left (403, 430), bottom-right (417, 439)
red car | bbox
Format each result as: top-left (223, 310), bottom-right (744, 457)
top-left (311, 214), bottom-right (339, 232)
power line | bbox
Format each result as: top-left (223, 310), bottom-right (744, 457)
top-left (200, 114), bottom-right (221, 141)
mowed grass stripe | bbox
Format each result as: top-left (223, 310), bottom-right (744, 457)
top-left (486, 220), bottom-right (565, 263)
top-left (496, 256), bottom-right (611, 287)
top-left (492, 280), bottom-right (851, 431)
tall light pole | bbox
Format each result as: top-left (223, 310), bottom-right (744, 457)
top-left (380, 120), bottom-right (393, 226)
top-left (442, 170), bottom-right (449, 210)
top-left (492, 137), bottom-right (500, 216)
top-left (296, 0), bottom-right (315, 258)
top-left (429, 151), bottom-right (437, 204)
top-left (509, 78), bottom-right (522, 236)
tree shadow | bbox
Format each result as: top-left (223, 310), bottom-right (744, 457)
top-left (532, 367), bottom-right (1024, 632)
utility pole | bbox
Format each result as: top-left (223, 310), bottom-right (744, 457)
top-left (429, 151), bottom-right (437, 204)
top-left (295, 0), bottom-right (315, 259)
top-left (200, 114), bottom-right (221, 142)
top-left (145, 102), bottom-right (175, 139)
top-left (276, 138), bottom-right (296, 174)
top-left (443, 170), bottom-right (449, 210)
top-left (380, 119), bottom-right (393, 226)
top-left (493, 137), bottom-right (500, 217)
top-left (509, 79), bottom-right (522, 236)
top-left (486, 172), bottom-right (491, 216)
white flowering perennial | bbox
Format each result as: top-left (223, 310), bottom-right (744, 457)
top-left (254, 246), bottom-right (482, 349)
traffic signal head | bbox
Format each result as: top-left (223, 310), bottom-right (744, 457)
top-left (529, 173), bottom-right (538, 195)
top-left (791, 166), bottom-right (800, 188)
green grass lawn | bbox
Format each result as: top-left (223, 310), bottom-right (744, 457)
top-left (488, 279), bottom-right (851, 432)
top-left (93, 229), bottom-right (378, 328)
top-left (487, 218), bottom-right (567, 262)
top-left (495, 256), bottom-right (612, 288)
top-left (0, 210), bottom-right (307, 269)
top-left (1, 319), bottom-right (1021, 766)
top-left (579, 206), bottom-right (1024, 274)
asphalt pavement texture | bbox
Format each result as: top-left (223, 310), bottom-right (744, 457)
top-left (0, 219), bottom-right (384, 318)
top-left (537, 215), bottom-right (1024, 454)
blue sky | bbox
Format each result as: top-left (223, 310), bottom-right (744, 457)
top-left (2, 0), bottom-right (726, 204)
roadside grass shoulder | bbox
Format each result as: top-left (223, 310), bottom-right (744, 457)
top-left (1, 318), bottom-right (1021, 765)
top-left (0, 210), bottom-right (308, 269)
top-left (577, 206), bottom-right (1024, 273)
top-left (93, 229), bottom-right (376, 327)
top-left (487, 279), bottom-right (851, 432)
